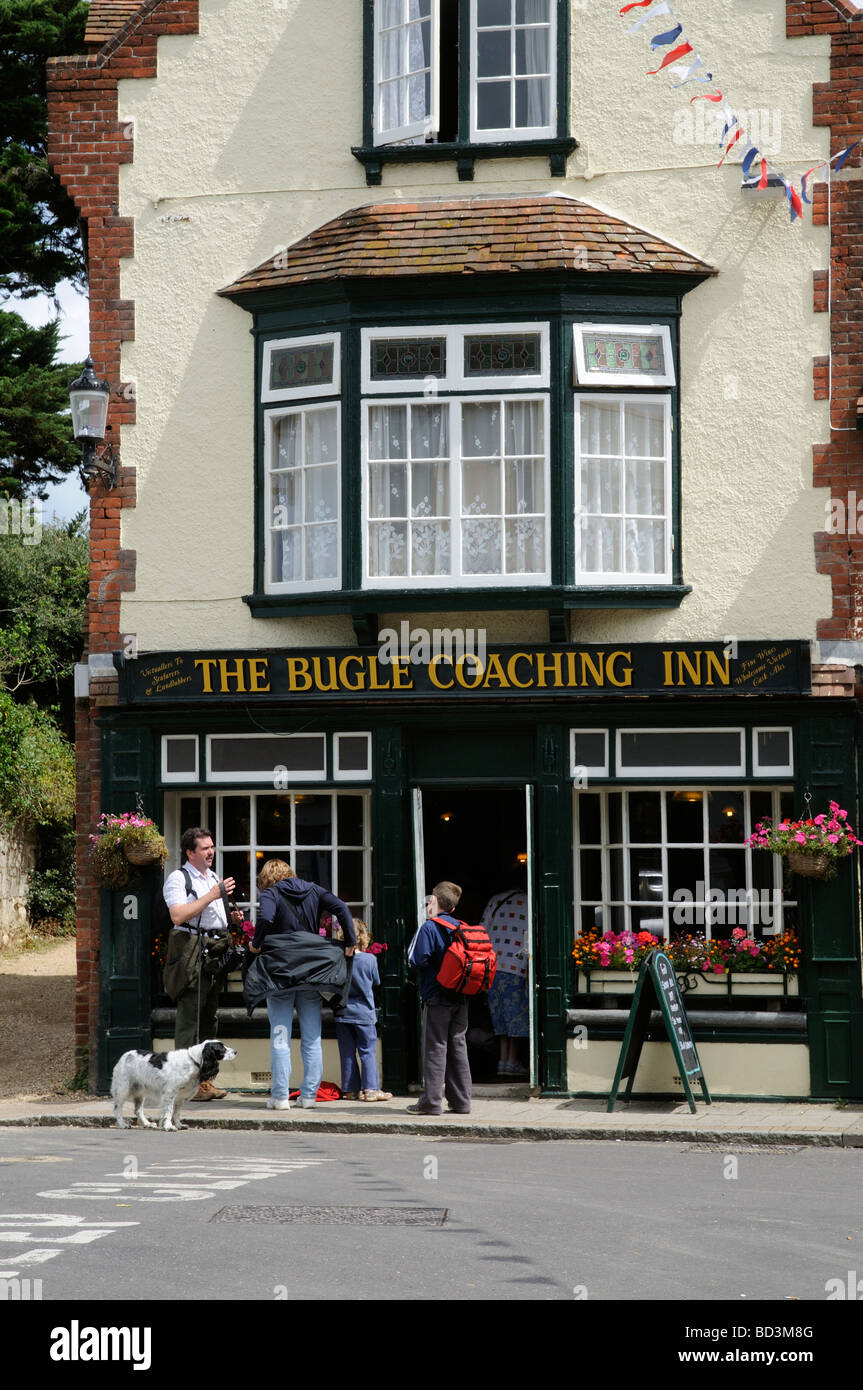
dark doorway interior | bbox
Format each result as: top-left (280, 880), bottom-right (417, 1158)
top-left (420, 786), bottom-right (529, 1082)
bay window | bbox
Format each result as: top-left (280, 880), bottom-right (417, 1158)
top-left (255, 312), bottom-right (683, 607)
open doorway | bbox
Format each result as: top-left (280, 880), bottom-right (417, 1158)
top-left (415, 786), bottom-right (533, 1084)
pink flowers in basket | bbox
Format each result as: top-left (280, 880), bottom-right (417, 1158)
top-left (746, 801), bottom-right (863, 863)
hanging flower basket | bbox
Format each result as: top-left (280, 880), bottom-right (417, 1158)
top-left (124, 840), bottom-right (164, 868)
top-left (786, 852), bottom-right (834, 881)
top-left (89, 811), bottom-right (168, 889)
top-left (746, 800), bottom-right (862, 884)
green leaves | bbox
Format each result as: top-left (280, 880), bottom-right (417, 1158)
top-left (0, 308), bottom-right (82, 495)
top-left (0, 0), bottom-right (89, 296)
top-left (0, 688), bottom-right (74, 826)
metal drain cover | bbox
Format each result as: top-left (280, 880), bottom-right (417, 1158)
top-left (211, 1204), bottom-right (448, 1226)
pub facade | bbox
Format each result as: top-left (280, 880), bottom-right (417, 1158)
top-left (47, 0), bottom-right (863, 1097)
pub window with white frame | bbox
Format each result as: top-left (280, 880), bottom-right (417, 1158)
top-left (616, 728), bottom-right (745, 778)
top-left (363, 322), bottom-right (550, 587)
top-left (574, 787), bottom-right (798, 943)
top-left (575, 394), bottom-right (672, 585)
top-left (753, 727), bottom-right (793, 776)
top-left (162, 735), bottom-right (199, 783)
top-left (265, 403), bottom-right (341, 593)
top-left (570, 729), bottom-right (608, 779)
top-left (164, 790), bottom-right (373, 962)
top-left (206, 733), bottom-right (327, 783)
top-left (372, 0), bottom-right (558, 147)
top-left (334, 732), bottom-right (373, 780)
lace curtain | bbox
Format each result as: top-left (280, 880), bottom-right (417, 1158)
top-left (579, 399), bottom-right (667, 577)
top-left (368, 398), bottom-right (546, 579)
top-left (270, 407), bottom-right (339, 584)
top-left (378, 0), bottom-right (432, 136)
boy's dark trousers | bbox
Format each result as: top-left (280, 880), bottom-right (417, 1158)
top-left (419, 999), bottom-right (471, 1114)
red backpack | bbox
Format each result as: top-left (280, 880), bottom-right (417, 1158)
top-left (432, 917), bottom-right (497, 995)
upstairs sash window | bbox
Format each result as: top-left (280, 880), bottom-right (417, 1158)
top-left (372, 0), bottom-right (557, 147)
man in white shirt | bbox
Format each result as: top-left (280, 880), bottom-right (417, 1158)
top-left (162, 826), bottom-right (242, 1101)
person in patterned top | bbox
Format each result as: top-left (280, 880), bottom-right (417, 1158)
top-left (481, 885), bottom-right (530, 1079)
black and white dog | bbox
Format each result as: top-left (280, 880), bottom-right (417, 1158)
top-left (111, 1041), bottom-right (237, 1131)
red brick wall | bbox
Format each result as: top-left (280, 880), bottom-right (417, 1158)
top-left (46, 0), bottom-right (199, 1081)
top-left (787, 1), bottom-right (863, 641)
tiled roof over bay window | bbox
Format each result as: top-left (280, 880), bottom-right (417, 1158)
top-left (219, 195), bottom-right (716, 296)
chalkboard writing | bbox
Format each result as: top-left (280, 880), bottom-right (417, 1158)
top-left (607, 951), bottom-right (711, 1114)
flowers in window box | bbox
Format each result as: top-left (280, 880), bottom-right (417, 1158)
top-left (89, 811), bottom-right (168, 889)
top-left (746, 803), bottom-right (862, 879)
top-left (572, 928), bottom-right (800, 977)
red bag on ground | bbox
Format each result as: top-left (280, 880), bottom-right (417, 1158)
top-left (432, 917), bottom-right (497, 995)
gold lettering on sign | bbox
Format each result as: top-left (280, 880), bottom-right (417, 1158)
top-left (428, 656), bottom-right (455, 690)
top-left (535, 652), bottom-right (563, 689)
top-left (218, 658), bottom-right (246, 693)
top-left (311, 657), bottom-right (339, 692)
top-left (391, 658), bottom-right (414, 690)
top-left (579, 651), bottom-right (605, 687)
top-left (286, 657), bottom-right (313, 692)
top-left (482, 653), bottom-right (510, 689)
top-left (606, 650), bottom-right (633, 687)
top-left (194, 658), bottom-right (218, 693)
top-left (338, 655), bottom-right (366, 691)
top-left (248, 658), bottom-right (270, 693)
top-left (367, 656), bottom-right (391, 691)
top-left (507, 653), bottom-right (533, 689)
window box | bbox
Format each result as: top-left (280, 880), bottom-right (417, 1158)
top-left (574, 969), bottom-right (798, 998)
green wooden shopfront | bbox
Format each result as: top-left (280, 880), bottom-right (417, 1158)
top-left (94, 639), bottom-right (863, 1101)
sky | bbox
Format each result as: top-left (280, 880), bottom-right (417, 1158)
top-left (11, 279), bottom-right (90, 524)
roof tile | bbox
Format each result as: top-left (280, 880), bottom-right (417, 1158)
top-left (220, 195), bottom-right (716, 296)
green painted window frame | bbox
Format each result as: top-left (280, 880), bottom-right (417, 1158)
top-left (353, 0), bottom-right (576, 184)
top-left (246, 291), bottom-right (691, 622)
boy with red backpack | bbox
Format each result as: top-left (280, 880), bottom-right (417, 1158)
top-left (407, 880), bottom-right (496, 1116)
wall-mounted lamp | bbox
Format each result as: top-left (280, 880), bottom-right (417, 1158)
top-left (68, 357), bottom-right (118, 490)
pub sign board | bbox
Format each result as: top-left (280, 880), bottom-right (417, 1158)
top-left (607, 952), bottom-right (711, 1115)
top-left (116, 640), bottom-right (811, 705)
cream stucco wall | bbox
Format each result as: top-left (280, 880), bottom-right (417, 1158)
top-left (115, 0), bottom-right (834, 652)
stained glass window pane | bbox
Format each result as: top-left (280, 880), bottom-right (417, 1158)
top-left (464, 332), bottom-right (541, 376)
top-left (269, 342), bottom-right (335, 393)
top-left (370, 337), bottom-right (447, 379)
top-left (581, 333), bottom-right (666, 378)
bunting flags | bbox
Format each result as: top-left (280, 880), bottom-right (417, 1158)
top-left (619, 0), bottom-right (860, 223)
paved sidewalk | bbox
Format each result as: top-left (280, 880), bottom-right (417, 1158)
top-left (1, 1091), bottom-right (862, 1146)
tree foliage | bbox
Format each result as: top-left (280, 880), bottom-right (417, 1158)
top-left (0, 0), bottom-right (88, 298)
top-left (0, 688), bottom-right (75, 827)
top-left (0, 514), bottom-right (88, 703)
top-left (0, 310), bottom-right (82, 495)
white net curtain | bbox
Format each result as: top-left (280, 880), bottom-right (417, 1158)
top-left (578, 398), bottom-right (668, 578)
top-left (367, 398), bottom-right (546, 580)
top-left (377, 0), bottom-right (434, 138)
top-left (270, 406), bottom-right (339, 584)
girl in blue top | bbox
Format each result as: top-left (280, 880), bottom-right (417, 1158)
top-left (333, 919), bottom-right (392, 1102)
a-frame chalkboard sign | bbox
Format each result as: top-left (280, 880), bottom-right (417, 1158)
top-left (607, 951), bottom-right (711, 1114)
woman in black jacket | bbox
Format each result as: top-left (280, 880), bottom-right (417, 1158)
top-left (247, 860), bottom-right (355, 1112)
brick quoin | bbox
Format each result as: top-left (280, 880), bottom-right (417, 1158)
top-left (787, 1), bottom-right (863, 641)
top-left (46, 0), bottom-right (199, 1080)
